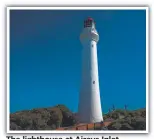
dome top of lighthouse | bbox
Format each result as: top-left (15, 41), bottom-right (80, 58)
top-left (84, 17), bottom-right (95, 28)
top-left (87, 17), bottom-right (94, 21)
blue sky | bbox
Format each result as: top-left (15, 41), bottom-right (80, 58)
top-left (10, 9), bottom-right (146, 113)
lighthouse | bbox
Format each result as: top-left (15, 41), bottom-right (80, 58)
top-left (78, 17), bottom-right (103, 123)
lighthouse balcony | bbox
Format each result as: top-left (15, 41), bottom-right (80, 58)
top-left (80, 31), bottom-right (99, 42)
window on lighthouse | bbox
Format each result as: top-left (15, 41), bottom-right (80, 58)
top-left (93, 81), bottom-right (95, 84)
top-left (84, 19), bottom-right (92, 28)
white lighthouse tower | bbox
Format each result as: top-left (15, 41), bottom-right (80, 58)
top-left (78, 17), bottom-right (103, 123)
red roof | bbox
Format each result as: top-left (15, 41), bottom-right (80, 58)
top-left (85, 17), bottom-right (95, 24)
top-left (87, 17), bottom-right (93, 20)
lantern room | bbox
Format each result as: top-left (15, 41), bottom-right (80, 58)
top-left (84, 17), bottom-right (95, 28)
